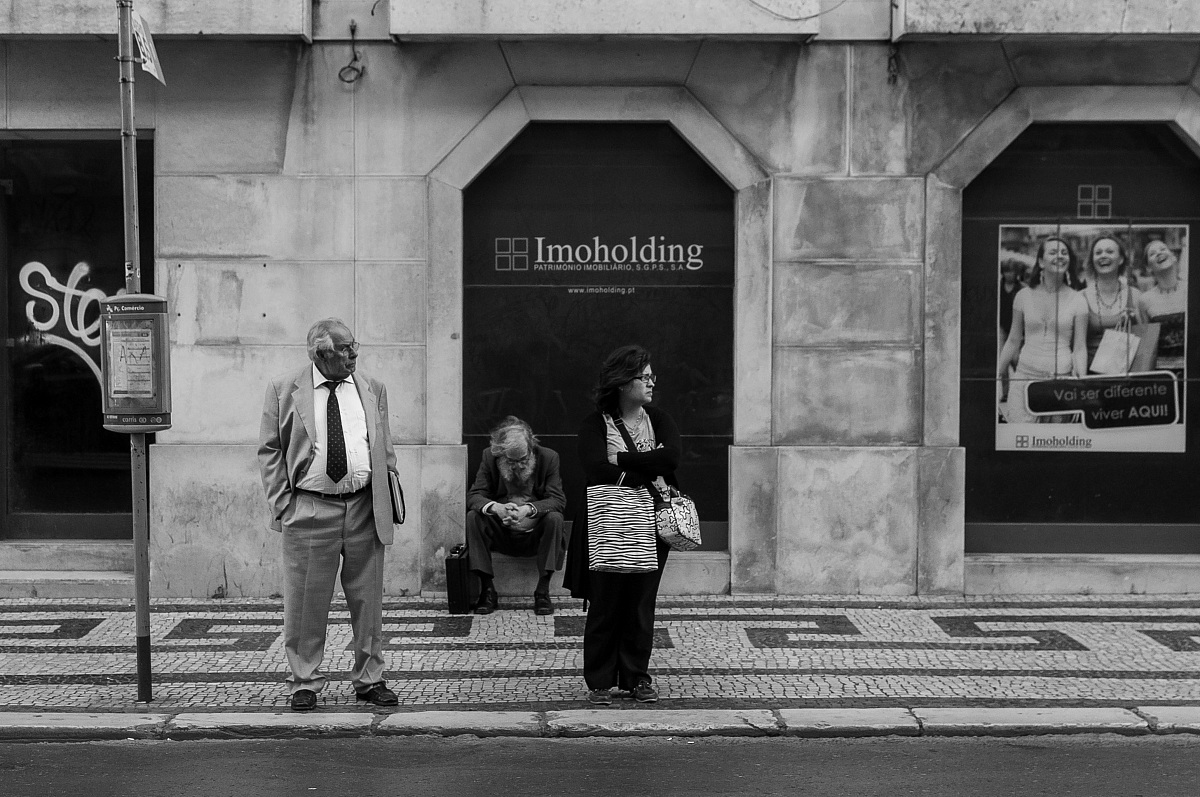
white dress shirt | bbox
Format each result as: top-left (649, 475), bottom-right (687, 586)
top-left (297, 365), bottom-right (372, 493)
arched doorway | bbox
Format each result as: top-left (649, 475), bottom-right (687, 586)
top-left (462, 122), bottom-right (735, 549)
top-left (961, 122), bottom-right (1200, 553)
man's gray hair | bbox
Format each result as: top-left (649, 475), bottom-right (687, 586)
top-left (306, 317), bottom-right (350, 361)
top-left (488, 416), bottom-right (537, 459)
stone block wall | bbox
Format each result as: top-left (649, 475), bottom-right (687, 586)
top-left (140, 39), bottom-right (522, 596)
top-left (7, 27), bottom-right (1195, 596)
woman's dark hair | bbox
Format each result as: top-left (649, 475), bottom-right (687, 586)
top-left (1084, 235), bottom-right (1128, 280)
top-left (1028, 236), bottom-right (1080, 288)
top-left (592, 344), bottom-right (652, 414)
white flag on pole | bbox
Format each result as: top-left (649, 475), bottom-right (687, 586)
top-left (131, 12), bottom-right (166, 86)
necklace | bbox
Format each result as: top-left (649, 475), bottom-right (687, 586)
top-left (1094, 283), bottom-right (1122, 312)
top-left (623, 409), bottom-right (646, 436)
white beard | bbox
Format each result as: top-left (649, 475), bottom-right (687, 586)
top-left (497, 453), bottom-right (536, 496)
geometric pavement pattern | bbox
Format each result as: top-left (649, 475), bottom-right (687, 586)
top-left (3, 595), bottom-right (1200, 712)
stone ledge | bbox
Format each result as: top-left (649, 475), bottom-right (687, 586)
top-left (966, 553), bottom-right (1200, 595)
top-left (0, 571), bottom-right (134, 600)
top-left (0, 542), bottom-right (133, 572)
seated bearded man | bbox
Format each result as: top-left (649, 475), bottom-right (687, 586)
top-left (465, 416), bottom-right (567, 615)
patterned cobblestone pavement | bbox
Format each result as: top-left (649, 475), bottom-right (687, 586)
top-left (3, 595), bottom-right (1200, 712)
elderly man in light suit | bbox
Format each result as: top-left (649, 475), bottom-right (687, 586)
top-left (258, 318), bottom-right (400, 711)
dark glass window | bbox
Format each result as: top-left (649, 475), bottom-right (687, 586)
top-left (962, 123), bottom-right (1200, 553)
top-left (1, 139), bottom-right (153, 538)
top-left (463, 123), bottom-right (734, 549)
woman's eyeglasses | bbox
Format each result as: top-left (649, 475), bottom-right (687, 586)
top-left (632, 374), bottom-right (657, 385)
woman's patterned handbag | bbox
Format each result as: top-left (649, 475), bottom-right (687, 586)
top-left (653, 485), bottom-right (701, 551)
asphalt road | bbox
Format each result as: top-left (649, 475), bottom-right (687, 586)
top-left (2, 735), bottom-right (1198, 796)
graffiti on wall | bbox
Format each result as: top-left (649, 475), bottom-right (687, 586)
top-left (18, 260), bottom-right (125, 384)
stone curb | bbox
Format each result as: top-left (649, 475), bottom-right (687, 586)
top-left (166, 712), bottom-right (374, 740)
top-left (913, 707), bottom-right (1150, 737)
top-left (0, 713), bottom-right (169, 742)
top-left (3, 707), bottom-right (1200, 742)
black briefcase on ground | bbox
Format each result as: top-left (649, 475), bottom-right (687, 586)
top-left (446, 544), bottom-right (478, 614)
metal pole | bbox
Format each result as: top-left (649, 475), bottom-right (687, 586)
top-left (117, 0), bottom-right (152, 703)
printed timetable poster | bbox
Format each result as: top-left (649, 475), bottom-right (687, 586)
top-left (995, 223), bottom-right (1188, 453)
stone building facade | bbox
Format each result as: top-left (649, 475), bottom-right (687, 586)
top-left (1, 1), bottom-right (1198, 597)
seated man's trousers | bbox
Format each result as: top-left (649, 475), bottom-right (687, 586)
top-left (465, 509), bottom-right (566, 578)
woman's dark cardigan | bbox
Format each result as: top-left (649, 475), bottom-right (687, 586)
top-left (563, 406), bottom-right (681, 601)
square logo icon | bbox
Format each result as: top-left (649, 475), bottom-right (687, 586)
top-left (495, 237), bottom-right (529, 271)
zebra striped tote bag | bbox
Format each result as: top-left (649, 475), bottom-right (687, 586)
top-left (586, 484), bottom-right (659, 573)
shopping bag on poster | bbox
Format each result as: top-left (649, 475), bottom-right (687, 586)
top-left (1090, 328), bottom-right (1141, 375)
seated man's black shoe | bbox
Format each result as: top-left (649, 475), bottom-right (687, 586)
top-left (533, 592), bottom-right (554, 616)
top-left (291, 689), bottom-right (317, 711)
top-left (355, 683), bottom-right (398, 706)
top-left (474, 585), bottom-right (498, 615)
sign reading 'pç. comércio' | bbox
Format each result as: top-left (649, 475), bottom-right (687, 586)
top-left (99, 294), bottom-right (172, 433)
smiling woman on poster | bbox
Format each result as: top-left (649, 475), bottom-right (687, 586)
top-left (1141, 238), bottom-right (1188, 373)
top-left (997, 236), bottom-right (1089, 423)
top-left (1081, 234), bottom-right (1147, 369)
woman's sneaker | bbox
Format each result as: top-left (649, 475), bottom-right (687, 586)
top-left (587, 688), bottom-right (613, 706)
top-left (631, 681), bottom-right (658, 703)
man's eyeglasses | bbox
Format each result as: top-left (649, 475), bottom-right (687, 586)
top-left (633, 373), bottom-right (657, 385)
top-left (333, 341), bottom-right (360, 355)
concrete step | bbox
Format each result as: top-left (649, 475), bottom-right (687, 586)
top-left (0, 570), bottom-right (134, 599)
top-left (0, 541), bottom-right (133, 571)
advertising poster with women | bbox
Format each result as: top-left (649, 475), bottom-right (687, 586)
top-left (996, 223), bottom-right (1188, 453)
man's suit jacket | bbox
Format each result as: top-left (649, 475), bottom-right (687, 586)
top-left (466, 446), bottom-right (566, 519)
top-left (258, 366), bottom-right (398, 545)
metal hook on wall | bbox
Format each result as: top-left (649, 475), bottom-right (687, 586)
top-left (886, 44), bottom-right (900, 86)
top-left (338, 20), bottom-right (364, 84)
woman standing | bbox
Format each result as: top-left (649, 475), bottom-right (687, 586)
top-left (997, 237), bottom-right (1089, 423)
top-left (1081, 235), bottom-right (1147, 370)
top-left (564, 344), bottom-right (680, 706)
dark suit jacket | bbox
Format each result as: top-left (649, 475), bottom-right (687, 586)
top-left (257, 365), bottom-right (398, 545)
top-left (466, 446), bottom-right (566, 518)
